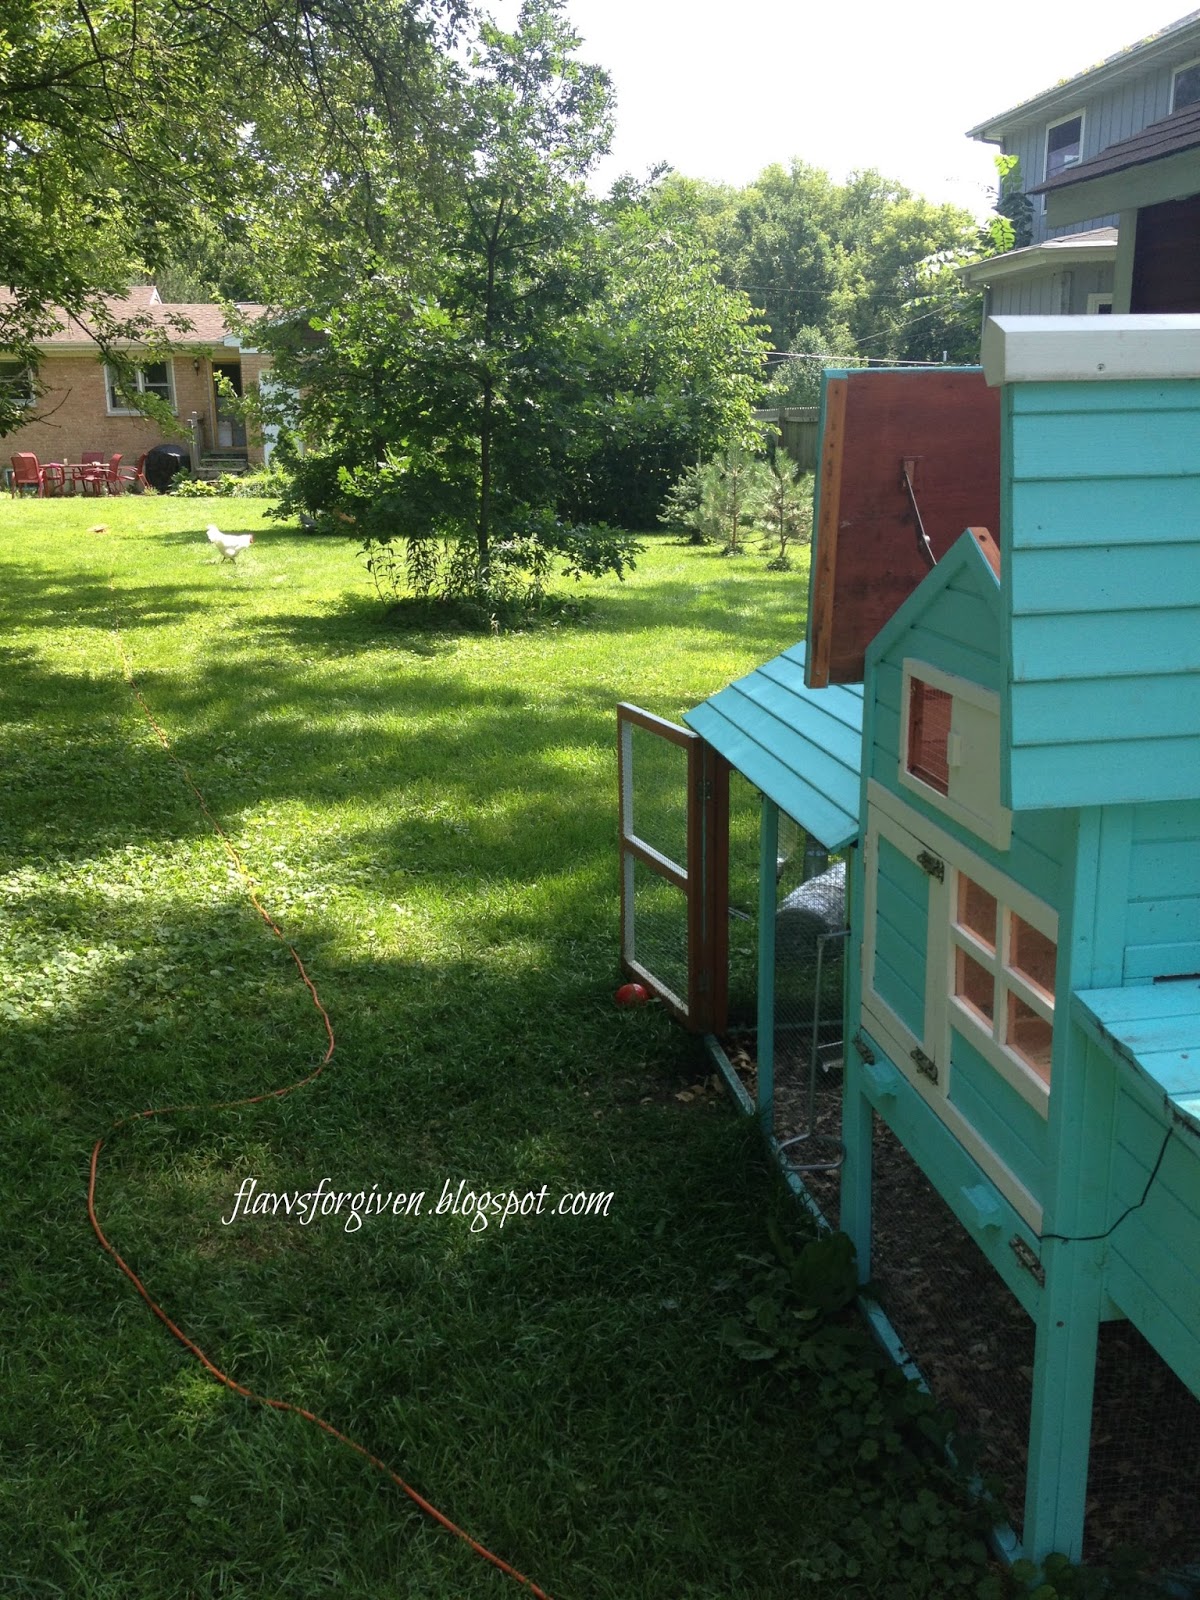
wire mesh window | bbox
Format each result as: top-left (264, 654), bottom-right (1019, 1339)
top-left (771, 818), bottom-right (848, 1173)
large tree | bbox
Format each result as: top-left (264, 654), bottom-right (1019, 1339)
top-left (667, 160), bottom-right (983, 370)
top-left (273, 0), bottom-right (762, 603)
top-left (0, 0), bottom-right (462, 430)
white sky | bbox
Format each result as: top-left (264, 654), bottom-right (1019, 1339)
top-left (485, 1), bottom-right (1192, 218)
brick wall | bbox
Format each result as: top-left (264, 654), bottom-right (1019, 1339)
top-left (5, 351), bottom-right (271, 474)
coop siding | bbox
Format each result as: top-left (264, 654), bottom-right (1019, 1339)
top-left (947, 1028), bottom-right (1048, 1200)
top-left (859, 1055), bottom-right (1044, 1317)
top-left (1009, 477), bottom-right (1200, 548)
top-left (874, 837), bottom-right (927, 1036)
top-left (1004, 380), bottom-right (1200, 810)
top-left (1107, 1084), bottom-right (1200, 1393)
top-left (1122, 801), bottom-right (1200, 978)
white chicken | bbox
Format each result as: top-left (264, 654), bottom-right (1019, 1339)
top-left (207, 524), bottom-right (255, 562)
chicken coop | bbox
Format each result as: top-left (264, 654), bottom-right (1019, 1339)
top-left (617, 331), bottom-right (1200, 1583)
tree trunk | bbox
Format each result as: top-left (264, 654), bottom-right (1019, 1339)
top-left (479, 375), bottom-right (492, 578)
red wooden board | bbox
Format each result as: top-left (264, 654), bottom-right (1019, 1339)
top-left (805, 369), bottom-right (1001, 686)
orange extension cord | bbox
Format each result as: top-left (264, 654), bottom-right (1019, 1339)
top-left (88, 602), bottom-right (554, 1600)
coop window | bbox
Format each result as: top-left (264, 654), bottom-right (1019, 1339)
top-left (106, 361), bottom-right (175, 414)
top-left (1045, 112), bottom-right (1084, 180)
top-left (950, 871), bottom-right (1057, 1102)
top-left (899, 661), bottom-right (1011, 849)
top-left (907, 678), bottom-right (952, 794)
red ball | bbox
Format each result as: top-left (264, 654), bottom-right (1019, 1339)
top-left (614, 982), bottom-right (650, 1008)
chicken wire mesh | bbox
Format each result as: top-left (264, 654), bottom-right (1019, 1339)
top-left (629, 858), bottom-right (688, 1011)
top-left (770, 816), bottom-right (848, 1175)
top-left (801, 1115), bottom-right (1200, 1582)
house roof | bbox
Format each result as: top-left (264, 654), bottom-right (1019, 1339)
top-left (956, 227), bottom-right (1118, 290)
top-left (1032, 103), bottom-right (1200, 196)
top-left (0, 287), bottom-right (268, 351)
top-left (968, 11), bottom-right (1200, 141)
top-left (1073, 982), bottom-right (1200, 1144)
top-left (683, 642), bottom-right (863, 853)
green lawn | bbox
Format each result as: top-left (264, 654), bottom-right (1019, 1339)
top-left (0, 497), bottom-right (1001, 1599)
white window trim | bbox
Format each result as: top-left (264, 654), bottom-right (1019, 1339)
top-left (1086, 293), bottom-right (1114, 314)
top-left (1044, 108), bottom-right (1085, 182)
top-left (898, 659), bottom-right (1012, 850)
top-left (105, 361), bottom-right (176, 416)
top-left (1172, 56), bottom-right (1200, 112)
top-left (862, 780), bottom-right (1050, 1230)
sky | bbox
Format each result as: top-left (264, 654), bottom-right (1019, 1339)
top-left (486, 0), bottom-right (1193, 217)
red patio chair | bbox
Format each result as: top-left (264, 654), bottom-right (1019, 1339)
top-left (10, 453), bottom-right (45, 495)
top-left (72, 452), bottom-right (106, 494)
top-left (41, 462), bottom-right (67, 496)
top-left (117, 452), bottom-right (147, 492)
top-left (77, 452), bottom-right (122, 495)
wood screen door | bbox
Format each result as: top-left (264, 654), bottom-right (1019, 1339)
top-left (617, 704), bottom-right (728, 1033)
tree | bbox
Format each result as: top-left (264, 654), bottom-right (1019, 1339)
top-left (562, 181), bottom-right (768, 529)
top-left (0, 0), bottom-right (463, 432)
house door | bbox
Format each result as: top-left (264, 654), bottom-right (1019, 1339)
top-left (212, 361), bottom-right (247, 449)
top-left (617, 703), bottom-right (728, 1032)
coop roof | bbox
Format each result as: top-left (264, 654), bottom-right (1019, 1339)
top-left (1073, 981), bottom-right (1200, 1143)
top-left (683, 642), bottom-right (863, 852)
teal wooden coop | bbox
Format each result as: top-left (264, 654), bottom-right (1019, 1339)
top-left (846, 315), bottom-right (1200, 1568)
top-left (621, 318), bottom-right (1200, 1571)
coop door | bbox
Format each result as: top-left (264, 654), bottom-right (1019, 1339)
top-left (617, 704), bottom-right (728, 1032)
top-left (862, 801), bottom-right (947, 1110)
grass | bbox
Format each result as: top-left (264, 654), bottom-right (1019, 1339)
top-left (0, 495), bottom-right (1002, 1599)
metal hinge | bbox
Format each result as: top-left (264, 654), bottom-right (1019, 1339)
top-left (852, 1032), bottom-right (876, 1065)
top-left (917, 850), bottom-right (944, 881)
top-left (1009, 1236), bottom-right (1046, 1287)
top-left (695, 778), bottom-right (713, 803)
top-left (910, 1046), bottom-right (939, 1084)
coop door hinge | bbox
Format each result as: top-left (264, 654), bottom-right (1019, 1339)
top-left (695, 777), bottom-right (713, 803)
top-left (852, 1032), bottom-right (876, 1065)
top-left (916, 850), bottom-right (944, 881)
top-left (910, 1046), bottom-right (939, 1084)
top-left (1009, 1236), bottom-right (1046, 1287)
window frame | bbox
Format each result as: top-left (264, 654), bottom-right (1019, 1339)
top-left (1172, 57), bottom-right (1200, 112)
top-left (948, 862), bottom-right (1057, 1116)
top-left (1086, 293), bottom-right (1114, 314)
top-left (105, 360), bottom-right (176, 416)
top-left (898, 659), bottom-right (1012, 850)
top-left (0, 358), bottom-right (36, 409)
top-left (1044, 109), bottom-right (1085, 182)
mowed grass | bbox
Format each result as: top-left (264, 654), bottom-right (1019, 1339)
top-left (0, 495), bottom-right (989, 1599)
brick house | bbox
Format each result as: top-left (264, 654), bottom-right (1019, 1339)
top-left (2, 286), bottom-right (274, 478)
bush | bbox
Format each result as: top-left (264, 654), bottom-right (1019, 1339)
top-left (172, 468), bottom-right (290, 499)
top-left (361, 512), bottom-right (642, 630)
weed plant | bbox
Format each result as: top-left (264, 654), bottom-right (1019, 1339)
top-left (1, 497), bottom-right (1031, 1597)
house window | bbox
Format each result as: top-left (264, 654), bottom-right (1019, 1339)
top-left (951, 873), bottom-right (1057, 1092)
top-left (1045, 112), bottom-right (1084, 180)
top-left (0, 358), bottom-right (35, 408)
top-left (899, 661), bottom-right (1012, 849)
top-left (1086, 293), bottom-right (1113, 314)
top-left (106, 361), bottom-right (174, 414)
top-left (1173, 60), bottom-right (1200, 111)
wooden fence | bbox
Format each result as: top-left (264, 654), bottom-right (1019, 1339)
top-left (752, 406), bottom-right (820, 473)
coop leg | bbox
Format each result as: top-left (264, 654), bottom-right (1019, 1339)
top-left (1022, 1242), bottom-right (1103, 1564)
top-left (756, 798), bottom-right (778, 1133)
top-left (839, 1056), bottom-right (874, 1282)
